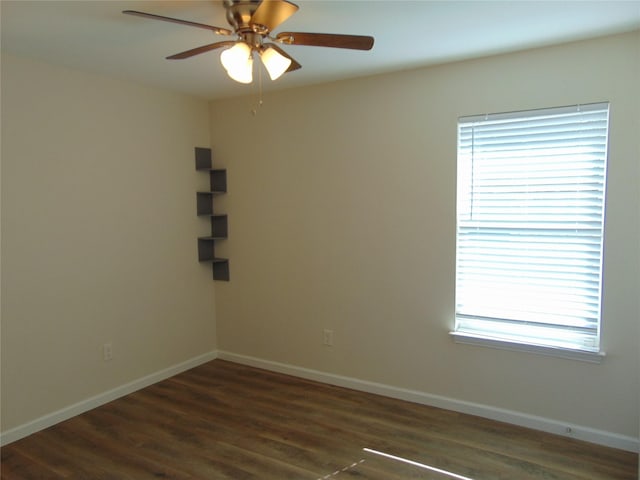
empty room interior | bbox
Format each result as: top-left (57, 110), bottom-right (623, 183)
top-left (1, 1), bottom-right (639, 478)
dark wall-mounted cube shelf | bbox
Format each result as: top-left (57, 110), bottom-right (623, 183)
top-left (195, 147), bottom-right (229, 281)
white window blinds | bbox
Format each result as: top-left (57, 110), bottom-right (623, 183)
top-left (455, 103), bottom-right (609, 352)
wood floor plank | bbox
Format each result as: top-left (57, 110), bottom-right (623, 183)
top-left (1, 359), bottom-right (636, 480)
top-left (195, 361), bottom-right (633, 479)
top-left (188, 361), bottom-right (636, 480)
top-left (1, 447), bottom-right (65, 480)
top-left (162, 367), bottom-right (586, 479)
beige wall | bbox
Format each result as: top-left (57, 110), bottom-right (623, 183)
top-left (1, 54), bottom-right (215, 432)
top-left (210, 31), bottom-right (640, 438)
top-left (1, 31), bottom-right (637, 445)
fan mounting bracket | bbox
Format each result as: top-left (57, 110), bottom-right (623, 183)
top-left (223, 0), bottom-right (261, 33)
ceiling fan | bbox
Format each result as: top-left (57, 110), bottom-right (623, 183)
top-left (123, 0), bottom-right (374, 84)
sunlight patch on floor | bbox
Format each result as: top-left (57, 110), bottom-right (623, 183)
top-left (364, 448), bottom-right (475, 480)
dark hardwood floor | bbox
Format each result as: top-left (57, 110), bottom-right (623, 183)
top-left (1, 360), bottom-right (637, 479)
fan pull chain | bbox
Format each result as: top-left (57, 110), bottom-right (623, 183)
top-left (250, 62), bottom-right (264, 116)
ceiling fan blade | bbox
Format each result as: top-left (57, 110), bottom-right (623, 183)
top-left (276, 32), bottom-right (374, 50)
top-left (122, 10), bottom-right (233, 36)
top-left (166, 41), bottom-right (237, 60)
top-left (265, 43), bottom-right (302, 72)
top-left (250, 0), bottom-right (299, 32)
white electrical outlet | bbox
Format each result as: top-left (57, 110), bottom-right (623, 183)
top-left (103, 343), bottom-right (113, 361)
top-left (323, 329), bottom-right (334, 346)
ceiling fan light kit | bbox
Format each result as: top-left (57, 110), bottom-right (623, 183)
top-left (123, 0), bottom-right (374, 85)
top-left (220, 42), bottom-right (254, 83)
top-left (220, 40), bottom-right (291, 83)
top-left (260, 46), bottom-right (292, 80)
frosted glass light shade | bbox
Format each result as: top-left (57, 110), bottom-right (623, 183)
top-left (220, 43), bottom-right (253, 84)
top-left (260, 46), bottom-right (291, 81)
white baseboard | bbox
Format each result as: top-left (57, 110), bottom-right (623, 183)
top-left (0, 350), bottom-right (218, 446)
top-left (4, 349), bottom-right (636, 453)
top-left (217, 350), bottom-right (639, 453)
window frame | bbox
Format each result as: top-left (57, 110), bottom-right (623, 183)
top-left (451, 103), bottom-right (610, 363)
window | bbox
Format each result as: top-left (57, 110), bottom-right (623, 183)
top-left (453, 103), bottom-right (609, 360)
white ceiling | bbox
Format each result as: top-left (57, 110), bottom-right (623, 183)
top-left (2, 0), bottom-right (639, 100)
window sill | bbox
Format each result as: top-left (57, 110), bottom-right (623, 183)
top-left (450, 332), bottom-right (606, 364)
